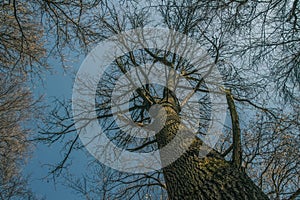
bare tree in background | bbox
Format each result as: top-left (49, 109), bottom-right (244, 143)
top-left (0, 0), bottom-right (102, 199)
top-left (0, 75), bottom-right (38, 200)
top-left (0, 1), bottom-right (44, 199)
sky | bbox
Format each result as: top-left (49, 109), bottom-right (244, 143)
top-left (25, 53), bottom-right (89, 199)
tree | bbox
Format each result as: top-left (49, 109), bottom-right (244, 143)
top-left (0, 74), bottom-right (38, 200)
top-left (36, 0), bottom-right (299, 199)
top-left (0, 2), bottom-right (44, 199)
top-left (0, 0), bottom-right (110, 199)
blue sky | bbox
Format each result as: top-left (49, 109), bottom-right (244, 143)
top-left (25, 53), bottom-right (89, 199)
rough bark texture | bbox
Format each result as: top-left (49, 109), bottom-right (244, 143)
top-left (154, 103), bottom-right (269, 200)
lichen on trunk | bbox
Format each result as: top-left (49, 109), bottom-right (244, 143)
top-left (154, 102), bottom-right (269, 200)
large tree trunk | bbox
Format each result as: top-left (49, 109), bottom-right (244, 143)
top-left (154, 103), bottom-right (269, 200)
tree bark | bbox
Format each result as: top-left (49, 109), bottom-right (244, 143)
top-left (154, 103), bottom-right (269, 200)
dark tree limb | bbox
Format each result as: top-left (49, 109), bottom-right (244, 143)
top-left (225, 89), bottom-right (242, 170)
top-left (288, 188), bottom-right (300, 200)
